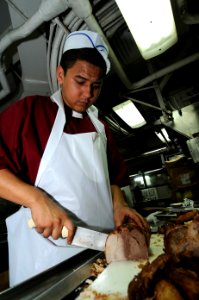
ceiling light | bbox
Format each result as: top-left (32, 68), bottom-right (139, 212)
top-left (113, 100), bottom-right (146, 128)
top-left (155, 128), bottom-right (171, 143)
top-left (115, 0), bottom-right (178, 60)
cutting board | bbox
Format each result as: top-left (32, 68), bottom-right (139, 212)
top-left (77, 234), bottom-right (164, 299)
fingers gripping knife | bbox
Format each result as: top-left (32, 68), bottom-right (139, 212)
top-left (28, 218), bottom-right (108, 251)
top-left (28, 219), bottom-right (69, 238)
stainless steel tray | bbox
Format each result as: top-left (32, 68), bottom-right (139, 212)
top-left (0, 249), bottom-right (103, 300)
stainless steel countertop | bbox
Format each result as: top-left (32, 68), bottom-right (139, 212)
top-left (0, 249), bottom-right (103, 300)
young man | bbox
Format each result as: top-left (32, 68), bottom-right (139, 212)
top-left (0, 31), bottom-right (148, 286)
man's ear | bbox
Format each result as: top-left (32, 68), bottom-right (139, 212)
top-left (56, 65), bottom-right (64, 85)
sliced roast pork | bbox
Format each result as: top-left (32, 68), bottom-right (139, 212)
top-left (105, 220), bottom-right (150, 264)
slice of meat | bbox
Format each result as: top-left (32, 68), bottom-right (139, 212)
top-left (105, 221), bottom-right (150, 264)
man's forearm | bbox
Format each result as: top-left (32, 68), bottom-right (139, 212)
top-left (111, 184), bottom-right (128, 209)
top-left (0, 169), bottom-right (75, 241)
top-left (0, 168), bottom-right (40, 208)
top-left (111, 184), bottom-right (149, 230)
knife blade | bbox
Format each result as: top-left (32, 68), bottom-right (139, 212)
top-left (28, 218), bottom-right (108, 251)
top-left (66, 226), bottom-right (108, 251)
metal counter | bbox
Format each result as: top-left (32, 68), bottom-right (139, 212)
top-left (0, 249), bottom-right (102, 300)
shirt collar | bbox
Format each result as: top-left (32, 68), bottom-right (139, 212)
top-left (72, 110), bottom-right (83, 119)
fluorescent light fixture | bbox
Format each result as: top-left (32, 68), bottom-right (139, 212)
top-left (115, 0), bottom-right (178, 60)
top-left (134, 175), bottom-right (144, 186)
top-left (155, 128), bottom-right (171, 143)
top-left (113, 100), bottom-right (146, 128)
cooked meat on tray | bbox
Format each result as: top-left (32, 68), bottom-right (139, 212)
top-left (128, 210), bottom-right (199, 300)
top-left (105, 219), bottom-right (151, 263)
top-left (164, 210), bottom-right (199, 257)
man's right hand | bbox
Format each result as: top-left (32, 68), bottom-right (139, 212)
top-left (0, 169), bottom-right (75, 243)
top-left (30, 188), bottom-right (75, 243)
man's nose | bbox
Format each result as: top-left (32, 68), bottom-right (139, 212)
top-left (82, 85), bottom-right (93, 98)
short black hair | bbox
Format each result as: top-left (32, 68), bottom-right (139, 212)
top-left (60, 48), bottom-right (106, 76)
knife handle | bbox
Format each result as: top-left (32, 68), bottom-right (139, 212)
top-left (28, 218), bottom-right (68, 238)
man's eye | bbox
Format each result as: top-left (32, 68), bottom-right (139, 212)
top-left (76, 80), bottom-right (85, 85)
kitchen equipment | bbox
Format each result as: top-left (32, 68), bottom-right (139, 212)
top-left (146, 206), bottom-right (199, 225)
top-left (130, 168), bottom-right (172, 203)
top-left (28, 219), bottom-right (108, 251)
top-left (143, 206), bottom-right (197, 213)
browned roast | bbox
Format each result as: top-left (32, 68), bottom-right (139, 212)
top-left (164, 224), bottom-right (188, 255)
top-left (154, 279), bottom-right (183, 300)
top-left (105, 221), bottom-right (150, 263)
top-left (158, 211), bottom-right (199, 235)
top-left (128, 254), bottom-right (199, 300)
top-left (128, 211), bottom-right (199, 300)
top-left (168, 267), bottom-right (199, 300)
top-left (128, 254), bottom-right (171, 300)
top-left (158, 222), bottom-right (176, 234)
top-left (164, 212), bottom-right (199, 257)
top-left (176, 210), bottom-right (198, 224)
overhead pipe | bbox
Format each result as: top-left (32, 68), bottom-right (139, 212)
top-left (125, 147), bottom-right (168, 162)
top-left (123, 96), bottom-right (162, 112)
top-left (147, 61), bottom-right (169, 121)
top-left (0, 0), bottom-right (69, 55)
top-left (129, 51), bottom-right (199, 90)
top-left (46, 20), bottom-right (57, 92)
top-left (0, 0), bottom-right (69, 99)
top-left (49, 15), bottom-right (72, 92)
top-left (48, 12), bottom-right (87, 93)
top-left (181, 13), bottom-right (199, 24)
top-left (176, 0), bottom-right (199, 24)
top-left (0, 68), bottom-right (10, 99)
top-left (67, 0), bottom-right (132, 88)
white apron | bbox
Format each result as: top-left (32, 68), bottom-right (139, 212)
top-left (6, 90), bottom-right (114, 287)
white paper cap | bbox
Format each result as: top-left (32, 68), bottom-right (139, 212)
top-left (63, 30), bottom-right (110, 74)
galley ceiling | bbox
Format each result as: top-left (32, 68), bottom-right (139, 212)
top-left (0, 0), bottom-right (199, 173)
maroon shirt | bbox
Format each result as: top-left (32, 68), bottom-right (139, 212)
top-left (0, 95), bottom-right (129, 187)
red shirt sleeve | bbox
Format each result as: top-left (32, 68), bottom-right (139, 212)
top-left (0, 95), bottom-right (57, 184)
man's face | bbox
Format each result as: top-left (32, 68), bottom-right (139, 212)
top-left (57, 60), bottom-right (104, 113)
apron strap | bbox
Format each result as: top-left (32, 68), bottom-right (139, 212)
top-left (87, 106), bottom-right (106, 137)
top-left (35, 91), bottom-right (66, 186)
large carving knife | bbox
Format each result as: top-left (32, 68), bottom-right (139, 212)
top-left (28, 219), bottom-right (108, 251)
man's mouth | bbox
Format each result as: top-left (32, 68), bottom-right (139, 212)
top-left (78, 100), bottom-right (89, 107)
